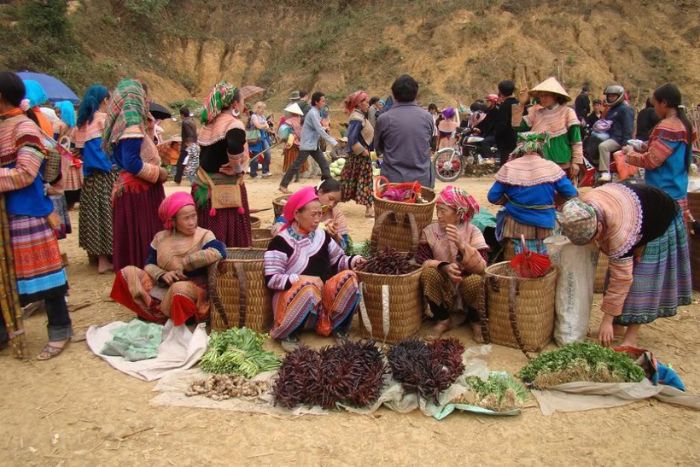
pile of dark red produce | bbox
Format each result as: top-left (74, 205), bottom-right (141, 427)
top-left (273, 341), bottom-right (387, 409)
top-left (357, 247), bottom-right (418, 275)
top-left (273, 338), bottom-right (466, 409)
top-left (388, 338), bottom-right (465, 404)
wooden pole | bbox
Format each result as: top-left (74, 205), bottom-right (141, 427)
top-left (0, 196), bottom-right (25, 359)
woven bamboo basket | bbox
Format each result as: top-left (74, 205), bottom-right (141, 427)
top-left (208, 248), bottom-right (272, 332)
top-left (594, 252), bottom-right (609, 293)
top-left (249, 216), bottom-right (261, 229)
top-left (272, 194), bottom-right (290, 218)
top-left (251, 228), bottom-right (273, 249)
top-left (484, 261), bottom-right (557, 352)
top-left (356, 267), bottom-right (423, 343)
top-left (371, 187), bottom-right (436, 255)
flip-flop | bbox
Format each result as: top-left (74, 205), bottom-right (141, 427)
top-left (278, 187), bottom-right (292, 194)
top-left (36, 340), bottom-right (70, 361)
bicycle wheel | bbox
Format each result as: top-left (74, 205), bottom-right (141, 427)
top-left (433, 148), bottom-right (463, 182)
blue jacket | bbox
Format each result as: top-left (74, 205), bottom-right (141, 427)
top-left (606, 102), bottom-right (635, 145)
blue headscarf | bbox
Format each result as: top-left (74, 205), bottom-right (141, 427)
top-left (23, 79), bottom-right (48, 107)
top-left (56, 101), bottom-right (76, 128)
top-left (77, 84), bottom-right (109, 127)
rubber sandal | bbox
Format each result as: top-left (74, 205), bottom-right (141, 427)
top-left (36, 340), bottom-right (69, 361)
top-left (278, 187), bottom-right (292, 194)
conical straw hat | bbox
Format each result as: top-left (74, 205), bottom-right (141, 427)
top-left (530, 77), bottom-right (571, 101)
top-left (284, 102), bottom-right (304, 116)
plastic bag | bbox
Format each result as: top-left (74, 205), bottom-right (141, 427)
top-left (544, 235), bottom-right (598, 345)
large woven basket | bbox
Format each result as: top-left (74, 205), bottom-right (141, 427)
top-left (484, 261), bottom-right (557, 353)
top-left (251, 228), bottom-right (273, 249)
top-left (272, 194), bottom-right (290, 218)
top-left (249, 216), bottom-right (261, 229)
top-left (208, 248), bottom-right (272, 332)
top-left (594, 252), bottom-right (609, 293)
top-left (371, 187), bottom-right (436, 255)
top-left (356, 267), bottom-right (423, 343)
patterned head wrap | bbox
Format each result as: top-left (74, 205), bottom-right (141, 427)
top-left (158, 192), bottom-right (195, 230)
top-left (437, 185), bottom-right (480, 224)
top-left (102, 79), bottom-right (148, 154)
top-left (283, 186), bottom-right (319, 228)
top-left (344, 90), bottom-right (368, 114)
top-left (201, 81), bottom-right (238, 124)
top-left (511, 131), bottom-right (549, 157)
top-left (22, 80), bottom-right (47, 107)
top-left (557, 198), bottom-right (598, 245)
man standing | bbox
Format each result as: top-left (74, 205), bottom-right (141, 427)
top-left (574, 85), bottom-right (591, 122)
top-left (493, 80), bottom-right (519, 165)
top-left (173, 106), bottom-right (198, 184)
top-left (373, 74), bottom-right (435, 187)
top-left (297, 90), bottom-right (311, 119)
top-left (278, 92), bottom-right (336, 193)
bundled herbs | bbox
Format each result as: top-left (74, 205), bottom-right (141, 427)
top-left (186, 374), bottom-right (270, 401)
top-left (518, 342), bottom-right (646, 389)
top-left (456, 373), bottom-right (528, 412)
top-left (273, 341), bottom-right (387, 409)
top-left (348, 239), bottom-right (372, 257)
top-left (200, 328), bottom-right (281, 377)
top-left (388, 338), bottom-right (465, 403)
top-left (358, 247), bottom-right (417, 275)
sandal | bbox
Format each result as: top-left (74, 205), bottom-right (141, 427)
top-left (432, 319), bottom-right (452, 336)
top-left (36, 340), bottom-right (70, 361)
top-left (278, 186), bottom-right (292, 194)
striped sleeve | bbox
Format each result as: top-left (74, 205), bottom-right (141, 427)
top-left (0, 145), bottom-right (43, 192)
top-left (264, 249), bottom-right (298, 290)
top-left (328, 235), bottom-right (353, 271)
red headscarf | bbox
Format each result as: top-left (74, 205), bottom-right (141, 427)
top-left (343, 90), bottom-right (368, 115)
top-left (283, 186), bottom-right (319, 228)
top-left (158, 192), bottom-right (195, 230)
top-left (436, 185), bottom-right (480, 224)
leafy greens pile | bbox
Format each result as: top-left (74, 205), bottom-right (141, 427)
top-left (200, 328), bottom-right (281, 377)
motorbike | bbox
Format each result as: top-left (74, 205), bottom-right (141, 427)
top-left (432, 128), bottom-right (499, 182)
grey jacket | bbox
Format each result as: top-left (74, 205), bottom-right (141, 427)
top-left (300, 106), bottom-right (337, 151)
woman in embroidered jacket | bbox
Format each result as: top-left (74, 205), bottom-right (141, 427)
top-left (74, 85), bottom-right (118, 273)
top-left (0, 72), bottom-right (71, 359)
top-left (193, 82), bottom-right (251, 247)
top-left (559, 183), bottom-right (691, 347)
top-left (512, 77), bottom-right (584, 181)
top-left (488, 132), bottom-right (577, 256)
top-left (111, 192), bottom-right (226, 325)
top-left (416, 186), bottom-right (488, 337)
top-left (104, 79), bottom-right (168, 271)
top-left (622, 83), bottom-right (695, 225)
top-left (340, 90), bottom-right (375, 218)
top-left (264, 186), bottom-right (365, 350)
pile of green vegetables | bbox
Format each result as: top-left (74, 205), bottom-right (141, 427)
top-left (518, 342), bottom-right (646, 389)
top-left (462, 373), bottom-right (528, 412)
top-left (200, 328), bottom-right (281, 378)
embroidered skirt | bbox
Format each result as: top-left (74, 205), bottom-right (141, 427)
top-left (49, 194), bottom-right (72, 240)
top-left (112, 182), bottom-right (165, 271)
top-left (79, 170), bottom-right (118, 256)
top-left (193, 183), bottom-right (251, 248)
top-left (9, 215), bottom-right (68, 305)
top-left (271, 270), bottom-right (359, 339)
top-left (340, 154), bottom-right (373, 206)
top-left (615, 212), bottom-right (692, 325)
top-left (283, 145), bottom-right (306, 173)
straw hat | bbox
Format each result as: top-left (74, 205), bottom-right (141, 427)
top-left (284, 102), bottom-right (304, 116)
top-left (530, 77), bottom-right (571, 102)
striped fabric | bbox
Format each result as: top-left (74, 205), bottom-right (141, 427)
top-left (495, 153), bottom-right (566, 187)
top-left (614, 213), bottom-right (692, 325)
top-left (583, 184), bottom-right (643, 259)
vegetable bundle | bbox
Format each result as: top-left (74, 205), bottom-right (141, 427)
top-left (358, 247), bottom-right (417, 275)
top-left (200, 328), bottom-right (281, 377)
top-left (458, 373), bottom-right (528, 412)
top-left (388, 338), bottom-right (465, 403)
top-left (186, 374), bottom-right (269, 401)
top-left (518, 342), bottom-right (646, 388)
top-left (273, 341), bottom-right (387, 409)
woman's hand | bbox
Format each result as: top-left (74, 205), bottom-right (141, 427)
top-left (352, 256), bottom-right (367, 270)
top-left (569, 163), bottom-right (580, 178)
top-left (218, 163), bottom-right (237, 176)
top-left (598, 314), bottom-right (615, 347)
top-left (161, 270), bottom-right (186, 285)
top-left (440, 262), bottom-right (462, 284)
top-left (325, 220), bottom-right (338, 238)
top-left (158, 167), bottom-right (169, 183)
top-left (518, 89), bottom-right (530, 105)
top-left (445, 225), bottom-right (466, 251)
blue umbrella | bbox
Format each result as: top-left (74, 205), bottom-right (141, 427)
top-left (16, 71), bottom-right (80, 104)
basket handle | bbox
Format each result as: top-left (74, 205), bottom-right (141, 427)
top-left (406, 212), bottom-right (420, 254)
top-left (479, 277), bottom-right (491, 344)
top-left (374, 175), bottom-right (390, 198)
top-left (235, 262), bottom-right (248, 328)
top-left (207, 261), bottom-right (230, 328)
top-left (369, 210), bottom-right (393, 254)
top-left (358, 282), bottom-right (391, 342)
top-left (507, 279), bottom-right (534, 359)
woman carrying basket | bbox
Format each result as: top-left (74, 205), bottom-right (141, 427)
top-left (416, 186), bottom-right (488, 337)
top-left (111, 192), bottom-right (226, 325)
top-left (264, 186), bottom-right (366, 351)
top-left (488, 132), bottom-right (577, 257)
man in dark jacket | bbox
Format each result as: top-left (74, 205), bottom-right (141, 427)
top-left (635, 98), bottom-right (660, 141)
top-left (173, 106), bottom-right (198, 184)
top-left (585, 99), bottom-right (604, 128)
top-left (574, 86), bottom-right (591, 122)
top-left (598, 84), bottom-right (635, 181)
top-left (494, 80), bottom-right (519, 165)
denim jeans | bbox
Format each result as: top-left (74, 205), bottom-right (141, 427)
top-left (249, 139), bottom-right (271, 177)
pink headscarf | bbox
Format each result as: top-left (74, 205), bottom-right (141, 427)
top-left (158, 192), bottom-right (195, 230)
top-left (437, 185), bottom-right (480, 224)
top-left (343, 90), bottom-right (368, 115)
top-left (283, 186), bottom-right (319, 228)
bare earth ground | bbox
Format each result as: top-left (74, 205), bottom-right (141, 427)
top-left (1, 151), bottom-right (699, 466)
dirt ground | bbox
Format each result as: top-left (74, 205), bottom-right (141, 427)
top-left (1, 152), bottom-right (699, 466)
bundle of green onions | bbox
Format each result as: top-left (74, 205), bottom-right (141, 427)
top-left (200, 328), bottom-right (281, 378)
